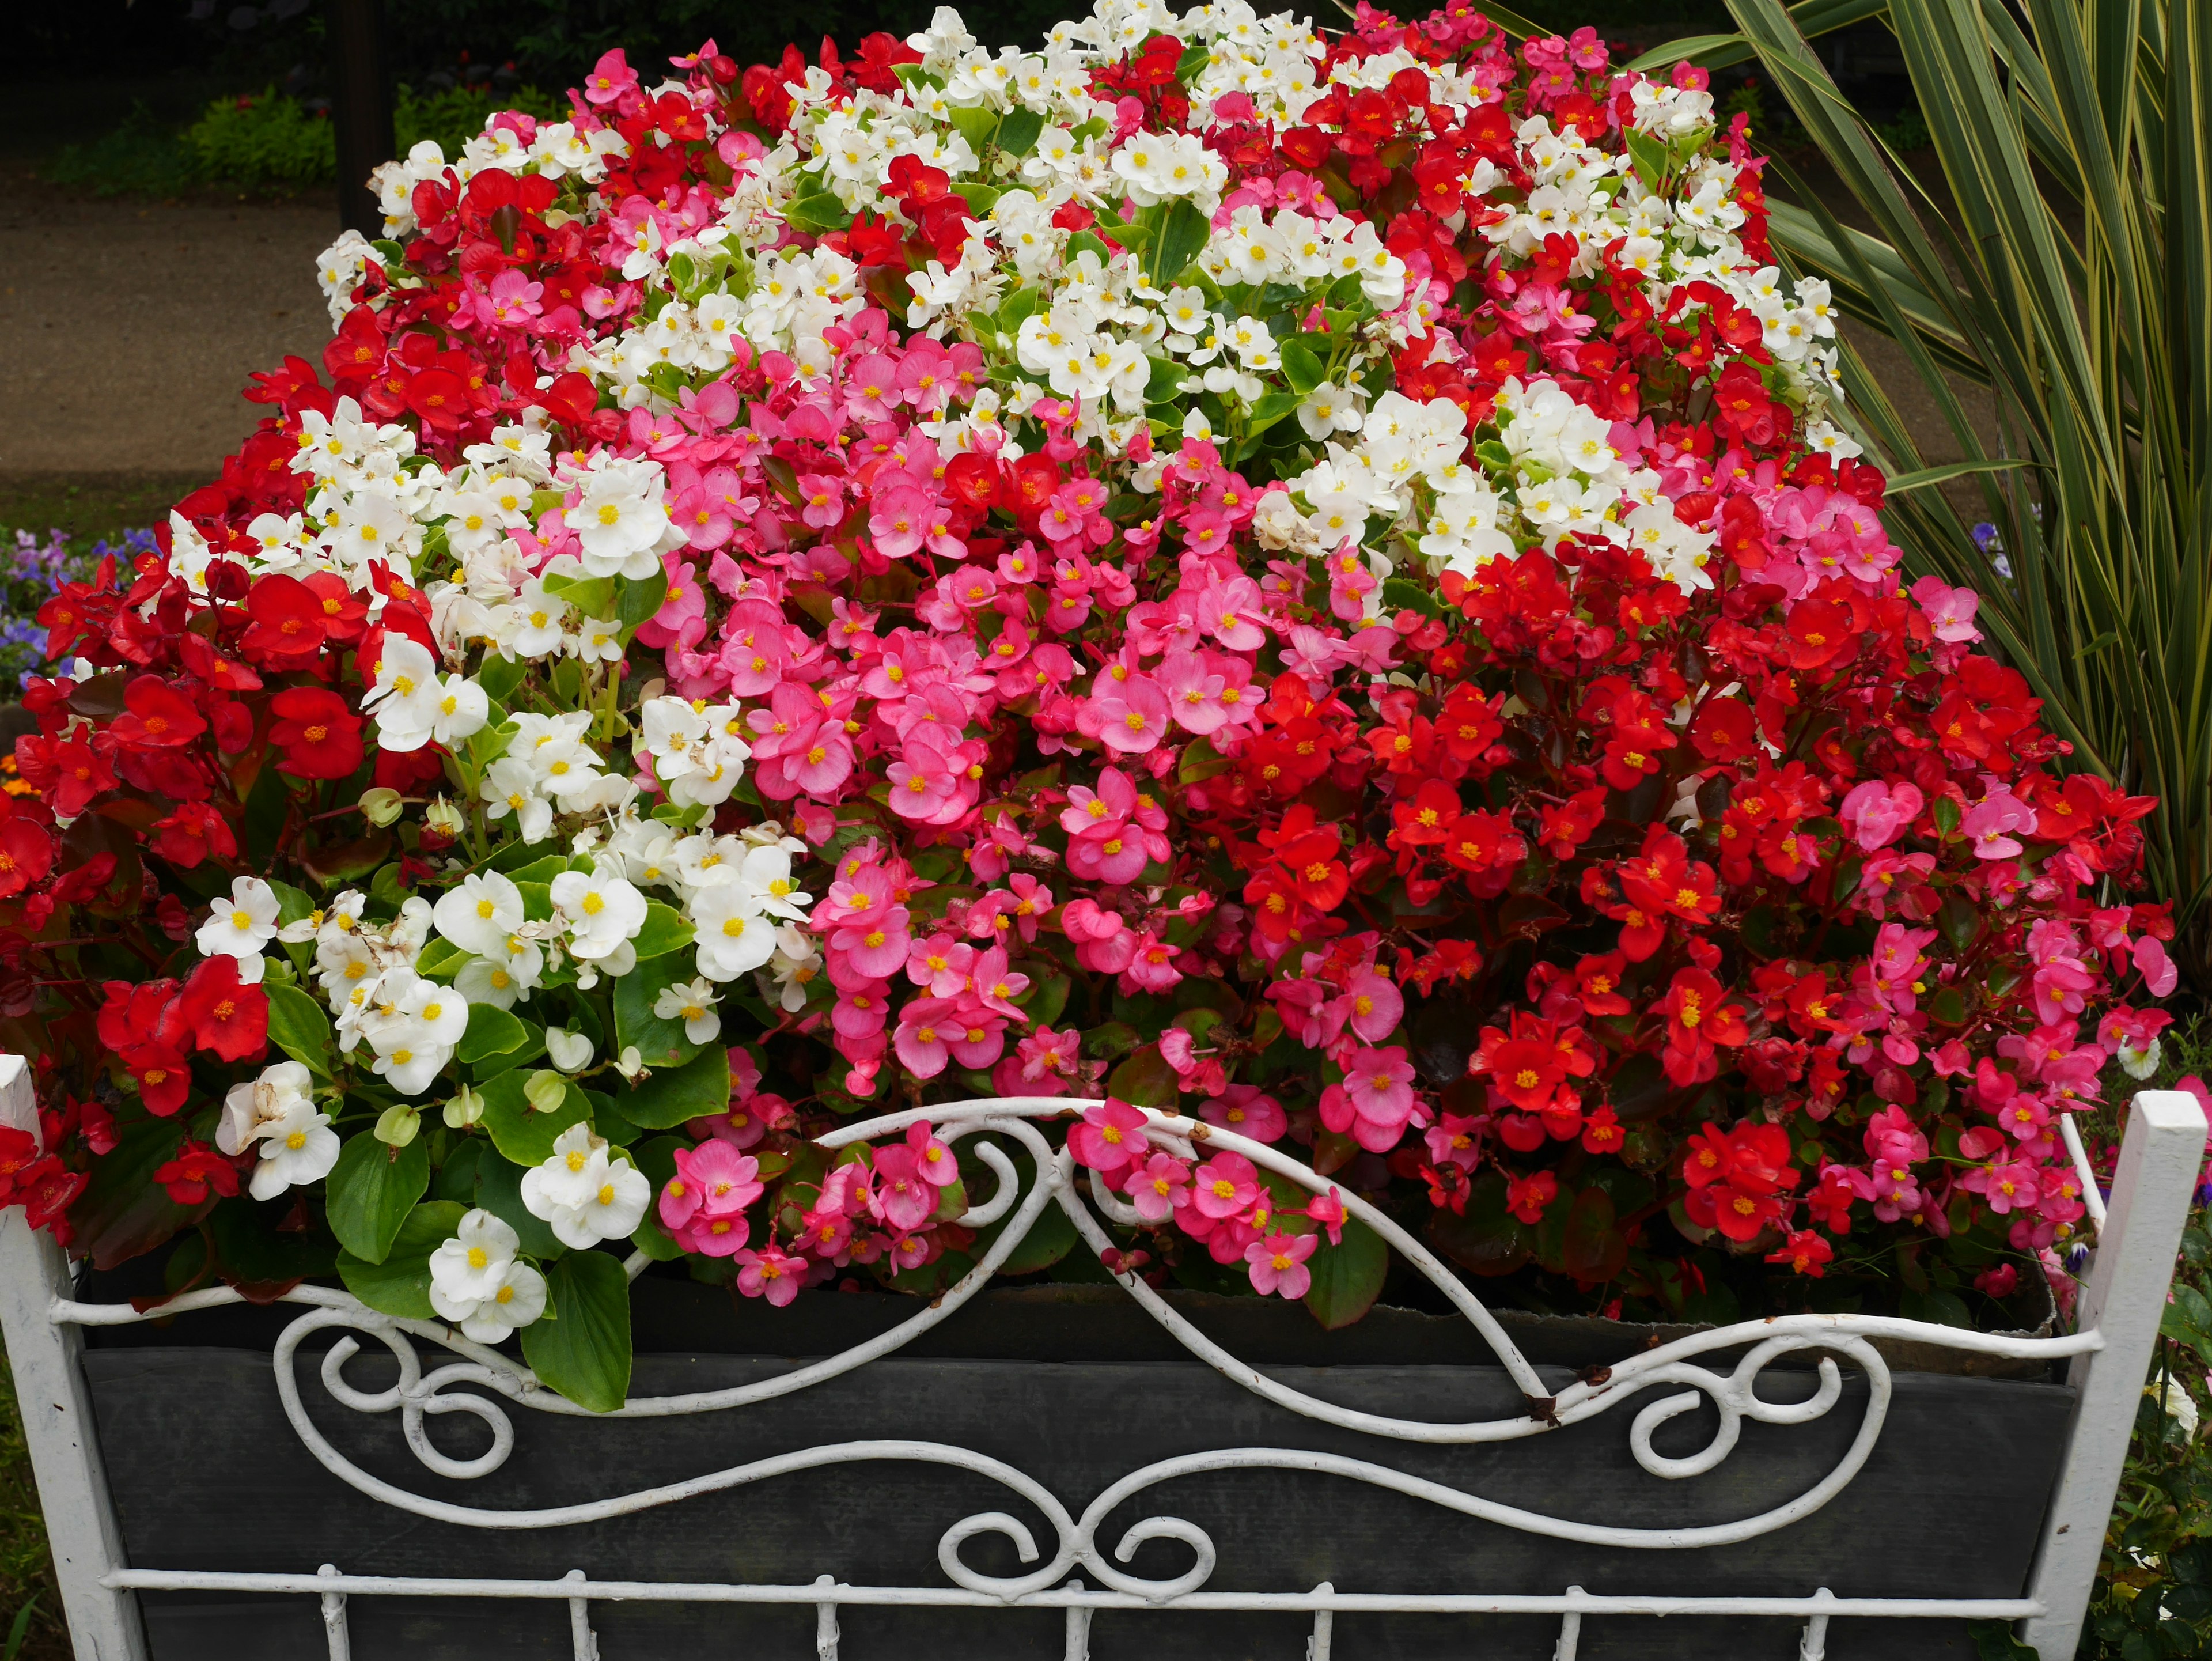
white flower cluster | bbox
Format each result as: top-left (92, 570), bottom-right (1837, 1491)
top-left (601, 812), bottom-right (820, 998)
top-left (427, 1209), bottom-right (548, 1341)
top-left (520, 1123), bottom-right (651, 1248)
top-left (215, 1060), bottom-right (340, 1200)
top-left (637, 694), bottom-right (754, 809)
top-left (482, 713), bottom-right (631, 846)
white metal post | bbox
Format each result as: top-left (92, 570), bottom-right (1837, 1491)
top-left (2020, 1090), bottom-right (2208, 1658)
top-left (0, 1054), bottom-right (146, 1661)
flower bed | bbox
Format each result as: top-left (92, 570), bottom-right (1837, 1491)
top-left (0, 1), bottom-right (2178, 1413)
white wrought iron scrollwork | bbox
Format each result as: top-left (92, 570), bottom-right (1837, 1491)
top-left (9, 1085), bottom-right (2205, 1661)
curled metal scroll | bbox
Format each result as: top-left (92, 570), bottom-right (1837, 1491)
top-left (57, 1098), bottom-right (2107, 1592)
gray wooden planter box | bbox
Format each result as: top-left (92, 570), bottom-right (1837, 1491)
top-left (2, 1077), bottom-right (2204, 1661)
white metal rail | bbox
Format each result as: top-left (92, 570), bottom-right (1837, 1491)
top-left (0, 1055), bottom-right (2201, 1660)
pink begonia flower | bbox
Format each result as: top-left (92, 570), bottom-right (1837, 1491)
top-left (885, 732), bottom-right (963, 821)
top-left (1425, 1112), bottom-right (1482, 1170)
top-left (1838, 779), bottom-right (1923, 852)
top-left (905, 1121), bottom-right (960, 1188)
top-left (2135, 934), bottom-right (2180, 998)
top-left (581, 47), bottom-right (639, 105)
top-left (869, 484), bottom-right (934, 558)
top-left (1962, 789), bottom-right (2036, 860)
top-left (1328, 966), bottom-right (1404, 1044)
top-left (797, 473), bottom-right (846, 530)
top-left (893, 997), bottom-right (973, 1079)
top-left (1090, 675), bottom-right (1172, 755)
top-left (829, 910), bottom-right (912, 982)
top-left (634, 555), bottom-right (707, 647)
top-left (1320, 1046), bottom-right (1420, 1152)
top-left (1964, 1157), bottom-right (2044, 1216)
top-left (1911, 575), bottom-right (1983, 642)
top-left (844, 355), bottom-right (902, 422)
top-left (1122, 930), bottom-right (1183, 992)
top-left (1198, 576), bottom-right (1268, 651)
top-left (1301, 1186), bottom-right (1347, 1245)
top-left (969, 947), bottom-right (1030, 1019)
top-left (1199, 1084), bottom-right (1287, 1143)
top-left (1123, 1152), bottom-right (1192, 1222)
top-left (734, 1247), bottom-right (806, 1306)
top-left (1245, 1231), bottom-right (1320, 1299)
top-left (869, 1144), bottom-right (940, 1232)
top-left (484, 269), bottom-right (544, 328)
top-left (1069, 1100), bottom-right (1150, 1172)
top-left (998, 1024), bottom-right (1081, 1096)
top-left (1157, 651), bottom-right (1229, 734)
top-left (1191, 1149), bottom-right (1263, 1220)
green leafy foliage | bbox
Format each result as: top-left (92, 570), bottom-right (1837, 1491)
top-left (337, 1200), bottom-right (467, 1321)
top-left (524, 1250), bottom-right (633, 1412)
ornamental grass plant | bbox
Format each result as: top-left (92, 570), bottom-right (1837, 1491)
top-left (0, 2), bottom-right (2187, 1422)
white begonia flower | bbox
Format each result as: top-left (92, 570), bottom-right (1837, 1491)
top-left (429, 1208), bottom-right (520, 1305)
top-left (549, 868), bottom-right (649, 960)
top-left (196, 876), bottom-right (281, 965)
top-left (483, 757), bottom-right (554, 844)
top-left (423, 675), bottom-right (491, 748)
top-left (574, 616), bottom-right (624, 664)
top-left (362, 635), bottom-right (446, 746)
top-left (454, 937), bottom-right (544, 1009)
top-left (215, 1060), bottom-right (315, 1157)
top-left (546, 1026), bottom-right (596, 1073)
top-left (427, 1209), bottom-right (548, 1341)
top-left (766, 925), bottom-right (822, 1013)
top-left (248, 1103), bottom-right (342, 1201)
top-left (733, 844), bottom-right (812, 923)
top-left (2120, 1037), bottom-right (2162, 1081)
top-left (397, 977), bottom-right (471, 1048)
top-left (520, 1124), bottom-right (652, 1249)
top-left (508, 578), bottom-right (569, 659)
top-left (689, 885), bottom-right (777, 981)
top-left (653, 978), bottom-right (722, 1044)
top-left (562, 462), bottom-right (674, 580)
top-left (433, 871), bottom-right (528, 958)
top-left (369, 1032), bottom-right (452, 1096)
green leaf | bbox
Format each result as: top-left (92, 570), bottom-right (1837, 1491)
top-left (616, 566), bottom-right (669, 633)
top-left (618, 1045), bottom-right (732, 1131)
top-left (325, 1132), bottom-right (430, 1265)
top-left (337, 1200), bottom-right (466, 1320)
top-left (1278, 335), bottom-right (1325, 395)
top-left (478, 653), bottom-right (526, 705)
top-left (783, 192), bottom-right (852, 234)
top-left (946, 104), bottom-right (998, 152)
top-left (475, 1151), bottom-right (563, 1258)
top-left (1382, 577), bottom-right (1442, 618)
top-left (524, 1251), bottom-right (632, 1412)
top-left (1105, 1044), bottom-right (1179, 1108)
top-left (1243, 389), bottom-right (1301, 441)
top-left (66, 1118), bottom-right (195, 1272)
top-left (1303, 1217), bottom-right (1389, 1330)
top-left (614, 949), bottom-right (703, 1070)
top-left (501, 854), bottom-right (571, 886)
top-left (630, 899), bottom-right (696, 961)
top-left (415, 937), bottom-right (469, 981)
top-left (456, 1001), bottom-right (531, 1065)
top-left (479, 1067), bottom-right (590, 1166)
top-left (1145, 196), bottom-right (1211, 289)
top-left (996, 106), bottom-right (1045, 157)
top-left (207, 1195), bottom-right (337, 1289)
top-left (264, 983), bottom-right (335, 1081)
top-left (1883, 458), bottom-right (2032, 493)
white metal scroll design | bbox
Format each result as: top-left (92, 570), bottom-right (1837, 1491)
top-left (0, 1070), bottom-right (2203, 1660)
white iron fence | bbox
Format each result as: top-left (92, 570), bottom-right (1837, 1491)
top-left (0, 1053), bottom-right (2201, 1660)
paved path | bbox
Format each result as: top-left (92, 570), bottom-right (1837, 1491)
top-left (0, 168), bottom-right (336, 475)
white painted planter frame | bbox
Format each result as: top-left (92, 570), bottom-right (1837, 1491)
top-left (0, 1053), bottom-right (2200, 1661)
